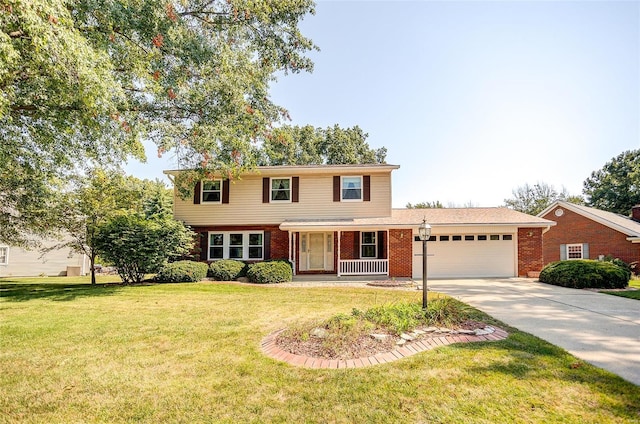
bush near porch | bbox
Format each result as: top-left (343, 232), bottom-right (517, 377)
top-left (539, 260), bottom-right (630, 289)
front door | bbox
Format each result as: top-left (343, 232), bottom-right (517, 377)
top-left (308, 233), bottom-right (325, 270)
top-left (299, 232), bottom-right (334, 272)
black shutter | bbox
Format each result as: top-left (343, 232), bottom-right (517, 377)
top-left (333, 176), bottom-right (340, 202)
top-left (378, 231), bottom-right (386, 259)
top-left (222, 180), bottom-right (230, 204)
top-left (193, 181), bottom-right (201, 204)
top-left (363, 175), bottom-right (371, 202)
top-left (292, 177), bottom-right (299, 203)
top-left (264, 231), bottom-right (271, 260)
top-left (262, 178), bottom-right (270, 203)
top-left (354, 231), bottom-right (360, 258)
top-left (200, 232), bottom-right (208, 260)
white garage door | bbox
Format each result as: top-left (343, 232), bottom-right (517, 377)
top-left (412, 234), bottom-right (516, 279)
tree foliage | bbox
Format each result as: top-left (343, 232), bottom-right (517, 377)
top-left (504, 182), bottom-right (583, 216)
top-left (258, 124), bottom-right (387, 166)
top-left (94, 213), bottom-right (194, 285)
top-left (1, 0), bottom-right (316, 243)
top-left (583, 150), bottom-right (640, 215)
top-left (406, 201), bottom-right (444, 209)
top-left (51, 169), bottom-right (172, 284)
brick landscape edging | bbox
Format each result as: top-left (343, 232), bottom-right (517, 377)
top-left (261, 326), bottom-right (509, 369)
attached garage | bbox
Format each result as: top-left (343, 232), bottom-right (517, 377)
top-left (412, 231), bottom-right (517, 279)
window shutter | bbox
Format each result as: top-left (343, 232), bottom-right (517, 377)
top-left (363, 175), bottom-right (371, 202)
top-left (378, 231), bottom-right (386, 259)
top-left (560, 244), bottom-right (567, 261)
top-left (333, 176), bottom-right (340, 202)
top-left (200, 232), bottom-right (208, 260)
top-left (582, 243), bottom-right (589, 259)
top-left (264, 231), bottom-right (271, 260)
top-left (193, 181), bottom-right (201, 204)
top-left (262, 178), bottom-right (270, 203)
top-left (292, 177), bottom-right (299, 203)
top-left (222, 180), bottom-right (230, 204)
top-left (354, 231), bottom-right (360, 259)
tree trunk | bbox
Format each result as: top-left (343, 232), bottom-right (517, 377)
top-left (90, 252), bottom-right (96, 285)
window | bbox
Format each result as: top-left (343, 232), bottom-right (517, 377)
top-left (567, 244), bottom-right (583, 259)
top-left (490, 235), bottom-right (500, 241)
top-left (428, 236), bottom-right (436, 242)
top-left (0, 246), bottom-right (8, 265)
top-left (465, 235), bottom-right (474, 241)
top-left (248, 234), bottom-right (263, 259)
top-left (209, 234), bottom-right (224, 259)
top-left (440, 235), bottom-right (449, 241)
top-left (478, 235), bottom-right (487, 241)
top-left (361, 232), bottom-right (376, 258)
top-left (452, 235), bottom-right (462, 241)
top-left (342, 176), bottom-right (362, 201)
top-left (202, 180), bottom-right (222, 203)
top-left (208, 231), bottom-right (264, 260)
top-left (271, 178), bottom-right (291, 202)
top-left (502, 235), bottom-right (513, 241)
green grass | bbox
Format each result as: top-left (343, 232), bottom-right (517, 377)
top-left (601, 278), bottom-right (640, 300)
top-left (1, 278), bottom-right (639, 423)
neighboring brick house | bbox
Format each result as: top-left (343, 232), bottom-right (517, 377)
top-left (166, 164), bottom-right (554, 278)
top-left (538, 201), bottom-right (640, 267)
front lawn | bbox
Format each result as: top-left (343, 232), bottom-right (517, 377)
top-left (1, 278), bottom-right (639, 423)
top-left (601, 278), bottom-right (640, 300)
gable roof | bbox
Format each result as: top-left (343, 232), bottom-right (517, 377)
top-left (280, 207), bottom-right (554, 231)
top-left (538, 200), bottom-right (640, 238)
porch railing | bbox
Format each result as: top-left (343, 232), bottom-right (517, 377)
top-left (339, 259), bottom-right (388, 276)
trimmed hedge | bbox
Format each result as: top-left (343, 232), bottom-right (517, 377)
top-left (155, 260), bottom-right (209, 283)
top-left (539, 260), bottom-right (630, 289)
top-left (209, 259), bottom-right (246, 281)
top-left (246, 260), bottom-right (293, 284)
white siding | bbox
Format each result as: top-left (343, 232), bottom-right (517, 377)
top-left (174, 173), bottom-right (393, 226)
top-left (0, 241), bottom-right (89, 277)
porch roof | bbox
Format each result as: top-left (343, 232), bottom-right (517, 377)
top-left (279, 208), bottom-right (555, 231)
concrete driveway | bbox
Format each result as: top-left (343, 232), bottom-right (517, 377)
top-left (428, 278), bottom-right (640, 386)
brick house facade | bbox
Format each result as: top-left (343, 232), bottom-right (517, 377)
top-left (539, 201), bottom-right (640, 267)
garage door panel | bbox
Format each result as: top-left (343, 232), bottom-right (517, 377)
top-left (413, 239), bottom-right (515, 278)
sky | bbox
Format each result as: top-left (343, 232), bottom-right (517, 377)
top-left (125, 0), bottom-right (640, 209)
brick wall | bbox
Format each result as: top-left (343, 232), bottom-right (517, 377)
top-left (340, 231), bottom-right (358, 260)
top-left (517, 227), bottom-right (544, 277)
top-left (541, 206), bottom-right (640, 266)
top-left (388, 229), bottom-right (413, 277)
top-left (191, 225), bottom-right (289, 262)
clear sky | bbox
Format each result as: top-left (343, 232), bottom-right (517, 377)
top-left (126, 0), bottom-right (640, 209)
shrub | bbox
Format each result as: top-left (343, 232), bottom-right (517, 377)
top-left (539, 260), bottom-right (629, 289)
top-left (155, 261), bottom-right (208, 283)
top-left (209, 260), bottom-right (246, 281)
top-left (246, 260), bottom-right (292, 284)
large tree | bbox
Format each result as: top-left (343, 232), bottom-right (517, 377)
top-left (1, 0), bottom-right (316, 245)
top-left (583, 150), bottom-right (640, 215)
top-left (504, 182), bottom-right (584, 216)
top-left (258, 124), bottom-right (387, 166)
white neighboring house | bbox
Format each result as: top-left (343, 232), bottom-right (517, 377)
top-left (0, 239), bottom-right (89, 277)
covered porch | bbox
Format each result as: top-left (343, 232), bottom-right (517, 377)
top-left (279, 218), bottom-right (417, 278)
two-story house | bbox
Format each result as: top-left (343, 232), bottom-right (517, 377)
top-left (166, 164), bottom-right (554, 279)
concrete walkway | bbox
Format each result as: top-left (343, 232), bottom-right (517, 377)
top-left (428, 278), bottom-right (640, 386)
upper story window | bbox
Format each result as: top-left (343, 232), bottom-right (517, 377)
top-left (342, 176), bottom-right (362, 201)
top-left (0, 246), bottom-right (8, 265)
top-left (271, 178), bottom-right (291, 202)
top-left (202, 180), bottom-right (222, 203)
